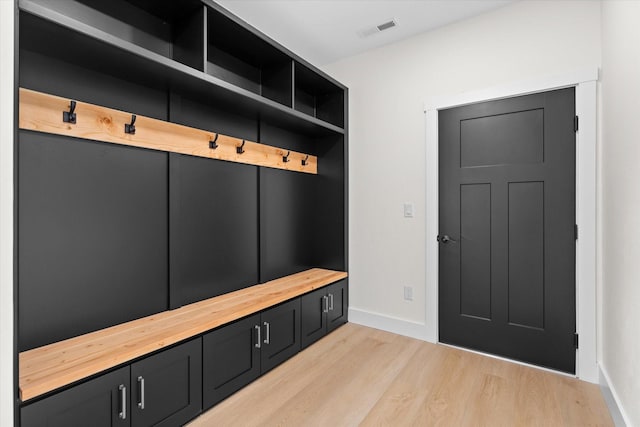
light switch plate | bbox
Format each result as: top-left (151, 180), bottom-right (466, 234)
top-left (403, 203), bottom-right (414, 218)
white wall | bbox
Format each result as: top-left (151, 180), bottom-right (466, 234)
top-left (323, 0), bottom-right (601, 328)
top-left (601, 1), bottom-right (640, 425)
top-left (0, 0), bottom-right (15, 425)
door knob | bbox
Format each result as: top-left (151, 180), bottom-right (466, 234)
top-left (437, 235), bottom-right (456, 243)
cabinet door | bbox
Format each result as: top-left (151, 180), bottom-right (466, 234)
top-left (300, 287), bottom-right (328, 349)
top-left (327, 280), bottom-right (348, 333)
top-left (261, 298), bottom-right (301, 373)
top-left (21, 366), bottom-right (130, 427)
top-left (130, 338), bottom-right (202, 427)
top-left (202, 314), bottom-right (261, 410)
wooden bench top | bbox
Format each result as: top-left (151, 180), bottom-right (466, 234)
top-left (19, 268), bottom-right (348, 402)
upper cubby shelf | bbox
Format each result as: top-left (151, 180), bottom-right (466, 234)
top-left (207, 7), bottom-right (293, 108)
top-left (18, 0), bottom-right (346, 137)
top-left (295, 62), bottom-right (345, 128)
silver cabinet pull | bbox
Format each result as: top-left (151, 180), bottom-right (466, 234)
top-left (323, 295), bottom-right (329, 313)
top-left (255, 324), bottom-right (261, 348)
top-left (137, 376), bottom-right (145, 410)
top-left (328, 293), bottom-right (334, 311)
top-left (264, 321), bottom-right (270, 344)
top-left (118, 384), bottom-right (127, 420)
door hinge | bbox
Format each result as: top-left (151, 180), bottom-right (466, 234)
top-left (574, 333), bottom-right (579, 349)
top-left (575, 224), bottom-right (578, 240)
top-left (574, 115), bottom-right (579, 132)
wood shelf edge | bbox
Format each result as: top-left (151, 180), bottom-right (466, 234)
top-left (19, 268), bottom-right (347, 402)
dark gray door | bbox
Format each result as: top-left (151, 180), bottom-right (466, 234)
top-left (438, 88), bottom-right (576, 373)
top-left (202, 314), bottom-right (261, 410)
top-left (130, 338), bottom-right (202, 427)
top-left (260, 298), bottom-right (301, 373)
top-left (21, 366), bottom-right (130, 427)
top-left (300, 287), bottom-right (328, 349)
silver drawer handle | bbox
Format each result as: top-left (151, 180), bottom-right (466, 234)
top-left (119, 384), bottom-right (127, 420)
top-left (328, 293), bottom-right (334, 311)
top-left (323, 295), bottom-right (329, 313)
top-left (264, 321), bottom-right (270, 344)
top-left (255, 324), bottom-right (261, 348)
top-left (137, 376), bottom-right (145, 410)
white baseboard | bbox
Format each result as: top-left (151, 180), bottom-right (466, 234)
top-left (599, 365), bottom-right (632, 427)
top-left (348, 307), bottom-right (433, 342)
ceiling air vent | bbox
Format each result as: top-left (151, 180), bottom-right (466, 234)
top-left (357, 18), bottom-right (399, 38)
top-left (377, 20), bottom-right (397, 32)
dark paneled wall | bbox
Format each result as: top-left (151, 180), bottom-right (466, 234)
top-left (19, 133), bottom-right (168, 351)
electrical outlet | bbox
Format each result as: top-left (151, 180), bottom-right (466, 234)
top-left (403, 286), bottom-right (413, 301)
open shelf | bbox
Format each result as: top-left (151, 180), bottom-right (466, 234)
top-left (295, 62), bottom-right (345, 128)
top-left (23, 0), bottom-right (206, 71)
top-left (207, 6), bottom-right (292, 107)
top-left (19, 0), bottom-right (344, 137)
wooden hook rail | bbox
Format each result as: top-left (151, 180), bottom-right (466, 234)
top-left (18, 88), bottom-right (318, 174)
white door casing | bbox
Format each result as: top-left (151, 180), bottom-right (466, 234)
top-left (424, 67), bottom-right (598, 383)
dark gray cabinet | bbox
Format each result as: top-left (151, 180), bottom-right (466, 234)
top-left (130, 339), bottom-right (202, 426)
top-left (202, 298), bottom-right (301, 409)
top-left (21, 367), bottom-right (131, 427)
top-left (21, 339), bottom-right (201, 427)
top-left (301, 280), bottom-right (348, 349)
top-left (260, 298), bottom-right (302, 373)
top-left (202, 314), bottom-right (261, 409)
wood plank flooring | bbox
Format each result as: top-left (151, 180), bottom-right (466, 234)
top-left (188, 323), bottom-right (613, 426)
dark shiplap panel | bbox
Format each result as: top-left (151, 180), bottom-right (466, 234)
top-left (169, 153), bottom-right (259, 308)
top-left (18, 132), bottom-right (168, 351)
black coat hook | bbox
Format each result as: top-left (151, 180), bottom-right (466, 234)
top-left (236, 139), bottom-right (246, 154)
top-left (209, 134), bottom-right (219, 149)
top-left (63, 100), bottom-right (77, 124)
top-left (125, 115), bottom-right (136, 134)
top-left (302, 155), bottom-right (309, 166)
top-left (283, 151), bottom-right (291, 163)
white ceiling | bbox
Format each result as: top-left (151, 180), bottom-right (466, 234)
top-left (216, 0), bottom-right (517, 66)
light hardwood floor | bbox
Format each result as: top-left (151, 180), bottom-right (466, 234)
top-left (188, 323), bottom-right (613, 426)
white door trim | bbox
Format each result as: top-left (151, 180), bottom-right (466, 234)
top-left (424, 67), bottom-right (599, 383)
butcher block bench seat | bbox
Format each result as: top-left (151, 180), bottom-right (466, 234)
top-left (19, 268), bottom-right (348, 402)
